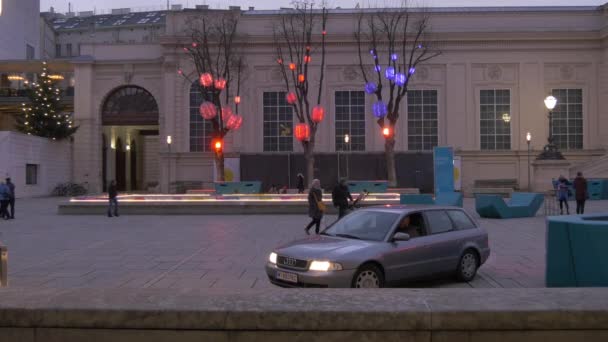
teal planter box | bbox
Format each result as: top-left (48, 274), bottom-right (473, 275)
top-left (400, 194), bottom-right (434, 205)
top-left (215, 181), bottom-right (262, 194)
top-left (435, 192), bottom-right (463, 207)
top-left (546, 214), bottom-right (608, 287)
top-left (475, 193), bottom-right (544, 219)
top-left (347, 181), bottom-right (388, 194)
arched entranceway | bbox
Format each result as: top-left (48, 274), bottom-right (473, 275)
top-left (101, 86), bottom-right (159, 192)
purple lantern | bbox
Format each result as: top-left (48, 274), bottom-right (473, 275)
top-left (373, 101), bottom-right (388, 118)
top-left (364, 82), bottom-right (377, 94)
top-left (409, 67), bottom-right (416, 75)
top-left (385, 66), bottom-right (396, 80)
top-left (395, 73), bottom-right (406, 87)
top-left (369, 49), bottom-right (375, 56)
top-left (391, 53), bottom-right (398, 61)
top-left (374, 65), bottom-right (381, 73)
top-left (417, 44), bottom-right (423, 49)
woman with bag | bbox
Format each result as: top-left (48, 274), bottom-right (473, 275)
top-left (557, 175), bottom-right (570, 215)
top-left (305, 179), bottom-right (325, 235)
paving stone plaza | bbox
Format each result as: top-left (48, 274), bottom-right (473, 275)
top-left (2, 197), bottom-right (605, 291)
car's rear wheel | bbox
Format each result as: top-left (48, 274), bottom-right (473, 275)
top-left (457, 249), bottom-right (479, 282)
top-left (352, 263), bottom-right (384, 288)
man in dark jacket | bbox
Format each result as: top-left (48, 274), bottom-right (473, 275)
top-left (107, 180), bottom-right (119, 217)
top-left (573, 172), bottom-right (588, 214)
top-left (332, 179), bottom-right (353, 219)
top-left (5, 178), bottom-right (15, 219)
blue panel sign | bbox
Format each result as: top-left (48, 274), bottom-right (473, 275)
top-left (433, 146), bottom-right (454, 195)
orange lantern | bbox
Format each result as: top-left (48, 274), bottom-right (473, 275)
top-left (298, 74), bottom-right (305, 83)
top-left (234, 96), bottom-right (241, 104)
top-left (199, 102), bottom-right (217, 120)
top-left (295, 123), bottom-right (310, 141)
top-left (221, 106), bottom-right (233, 121)
top-left (382, 127), bottom-right (391, 137)
top-left (200, 73), bottom-right (213, 87)
top-left (304, 55), bottom-right (311, 64)
top-left (212, 139), bottom-right (223, 153)
top-left (312, 105), bottom-right (325, 123)
top-left (289, 63), bottom-right (296, 71)
top-left (214, 78), bottom-right (226, 90)
top-left (286, 92), bottom-right (297, 104)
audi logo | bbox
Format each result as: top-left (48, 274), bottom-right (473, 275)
top-left (283, 257), bottom-right (297, 266)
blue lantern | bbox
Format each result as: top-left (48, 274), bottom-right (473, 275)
top-left (374, 65), bottom-right (381, 73)
top-left (417, 44), bottom-right (423, 49)
top-left (385, 66), bottom-right (396, 80)
top-left (391, 53), bottom-right (398, 61)
top-left (364, 82), bottom-right (377, 94)
top-left (373, 101), bottom-right (388, 118)
top-left (409, 67), bottom-right (416, 75)
top-left (369, 49), bottom-right (375, 56)
top-left (395, 73), bottom-right (406, 87)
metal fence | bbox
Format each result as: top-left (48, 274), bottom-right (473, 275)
top-left (544, 190), bottom-right (559, 216)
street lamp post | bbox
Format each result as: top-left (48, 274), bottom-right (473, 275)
top-left (526, 132), bottom-right (531, 190)
top-left (166, 135), bottom-right (172, 194)
top-left (537, 95), bottom-right (565, 160)
top-left (344, 134), bottom-right (350, 179)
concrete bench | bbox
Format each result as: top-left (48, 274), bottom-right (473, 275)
top-left (347, 181), bottom-right (388, 193)
top-left (214, 181), bottom-right (262, 194)
top-left (475, 193), bottom-right (544, 219)
top-left (472, 179), bottom-right (518, 197)
top-left (546, 214), bottom-right (608, 287)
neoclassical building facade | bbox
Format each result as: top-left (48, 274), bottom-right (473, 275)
top-left (67, 5), bottom-right (608, 194)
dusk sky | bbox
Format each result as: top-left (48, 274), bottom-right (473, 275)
top-left (41, 0), bottom-right (605, 13)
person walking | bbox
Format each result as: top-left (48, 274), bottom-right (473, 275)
top-left (304, 179), bottom-right (325, 235)
top-left (332, 178), bottom-right (353, 219)
top-left (557, 175), bottom-right (570, 215)
top-left (0, 181), bottom-right (10, 220)
top-left (296, 173), bottom-right (305, 194)
top-left (5, 178), bottom-right (15, 219)
top-left (573, 172), bottom-right (588, 215)
top-left (107, 180), bottom-right (119, 217)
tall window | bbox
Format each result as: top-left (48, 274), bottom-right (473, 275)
top-left (552, 89), bottom-right (583, 150)
top-left (407, 90), bottom-right (438, 151)
top-left (480, 89), bottom-right (511, 150)
top-left (26, 164), bottom-right (38, 185)
top-left (335, 91), bottom-right (365, 151)
top-left (189, 82), bottom-right (214, 152)
top-left (55, 44), bottom-right (61, 57)
top-left (66, 44), bottom-right (73, 57)
top-left (26, 44), bottom-right (35, 60)
top-left (263, 92), bottom-right (293, 152)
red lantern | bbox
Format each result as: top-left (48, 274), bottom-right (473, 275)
top-left (289, 63), bottom-right (296, 71)
top-left (226, 114), bottom-right (243, 130)
top-left (322, 30), bottom-right (327, 35)
top-left (286, 92), bottom-right (297, 104)
top-left (304, 55), bottom-right (311, 64)
top-left (192, 42), bottom-right (198, 48)
top-left (295, 123), bottom-right (310, 141)
top-left (221, 106), bottom-right (233, 121)
top-left (298, 74), bottom-right (305, 83)
top-left (214, 78), bottom-right (226, 90)
top-left (277, 58), bottom-right (283, 65)
top-left (177, 69), bottom-right (183, 75)
top-left (234, 96), bottom-right (241, 104)
top-left (199, 102), bottom-right (217, 120)
top-left (200, 73), bottom-right (213, 87)
top-left (312, 105), bottom-right (325, 123)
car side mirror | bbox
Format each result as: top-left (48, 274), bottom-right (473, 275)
top-left (393, 232), bottom-right (410, 242)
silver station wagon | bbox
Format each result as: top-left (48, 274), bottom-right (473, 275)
top-left (266, 206), bottom-right (490, 288)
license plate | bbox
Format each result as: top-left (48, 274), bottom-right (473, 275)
top-left (276, 271), bottom-right (298, 283)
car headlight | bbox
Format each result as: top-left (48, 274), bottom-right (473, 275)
top-left (309, 260), bottom-right (343, 271)
top-left (269, 252), bottom-right (277, 264)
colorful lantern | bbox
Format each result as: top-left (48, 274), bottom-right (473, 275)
top-left (373, 101), bottom-right (388, 118)
top-left (385, 67), bottom-right (396, 80)
top-left (374, 65), bottom-right (381, 73)
top-left (192, 42), bottom-right (198, 48)
top-left (177, 69), bottom-right (183, 75)
top-left (364, 82), bottom-right (377, 94)
top-left (234, 96), bottom-right (241, 104)
top-left (289, 63), bottom-right (296, 71)
top-left (298, 74), bottom-right (305, 83)
top-left (295, 123), bottom-right (310, 141)
top-left (199, 102), bottom-right (217, 120)
top-left (369, 49), bottom-right (375, 56)
top-left (395, 73), bottom-right (406, 87)
top-left (277, 58), bottom-right (283, 64)
top-left (391, 53), bottom-right (398, 61)
top-left (322, 30), bottom-right (327, 35)
top-left (226, 114), bottom-right (243, 130)
top-left (383, 126), bottom-right (391, 137)
top-left (312, 105), bottom-right (325, 123)
top-left (304, 55), bottom-right (311, 63)
top-left (221, 106), bottom-right (233, 121)
top-left (200, 73), bottom-right (213, 87)
top-left (286, 92), bottom-right (297, 104)
top-left (214, 78), bottom-right (227, 90)
top-left (409, 67), bottom-right (416, 75)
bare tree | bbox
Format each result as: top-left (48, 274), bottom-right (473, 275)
top-left (179, 9), bottom-right (246, 182)
top-left (355, 5), bottom-right (440, 186)
top-left (273, 2), bottom-right (328, 186)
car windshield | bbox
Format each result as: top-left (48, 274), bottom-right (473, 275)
top-left (323, 210), bottom-right (400, 241)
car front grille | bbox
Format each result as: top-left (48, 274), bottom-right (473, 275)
top-left (277, 255), bottom-right (308, 270)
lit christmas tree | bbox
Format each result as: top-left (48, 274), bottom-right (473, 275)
top-left (16, 61), bottom-right (77, 140)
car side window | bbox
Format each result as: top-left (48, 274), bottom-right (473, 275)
top-left (396, 213), bottom-right (427, 239)
top-left (424, 210), bottom-right (453, 235)
top-left (447, 210), bottom-right (477, 230)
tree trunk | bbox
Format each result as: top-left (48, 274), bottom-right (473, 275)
top-left (385, 137), bottom-right (397, 187)
top-left (215, 152), bottom-right (225, 182)
top-left (304, 144), bottom-right (315, 188)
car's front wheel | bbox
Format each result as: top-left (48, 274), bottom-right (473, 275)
top-left (457, 249), bottom-right (479, 282)
top-left (352, 263), bottom-right (385, 288)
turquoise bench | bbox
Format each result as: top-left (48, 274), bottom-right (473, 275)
top-left (347, 181), bottom-right (388, 194)
top-left (546, 214), bottom-right (608, 287)
top-left (475, 193), bottom-right (544, 219)
top-left (214, 181), bottom-right (262, 194)
top-left (400, 192), bottom-right (463, 207)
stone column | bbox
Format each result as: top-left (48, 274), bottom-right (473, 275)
top-left (532, 159), bottom-right (571, 193)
